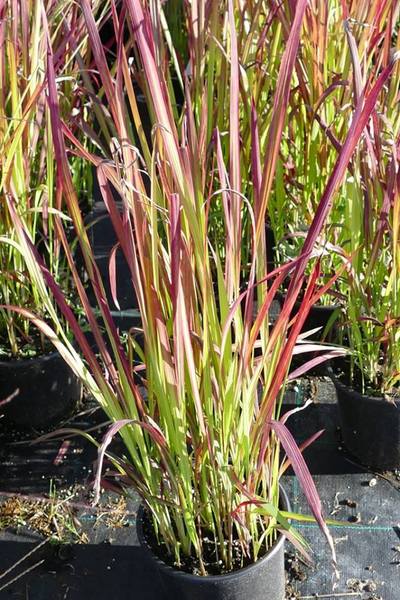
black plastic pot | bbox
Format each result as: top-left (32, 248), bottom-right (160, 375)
top-left (74, 201), bottom-right (141, 348)
top-left (137, 486), bottom-right (289, 600)
top-left (0, 351), bottom-right (82, 429)
top-left (277, 293), bottom-right (339, 341)
top-left (301, 303), bottom-right (339, 341)
top-left (276, 294), bottom-right (340, 376)
top-left (265, 223), bottom-right (276, 274)
top-left (330, 369), bottom-right (400, 470)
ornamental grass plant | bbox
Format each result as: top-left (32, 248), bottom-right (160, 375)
top-left (297, 1), bottom-right (400, 396)
top-left (335, 37), bottom-right (400, 396)
top-left (270, 1), bottom-right (400, 306)
top-left (0, 0), bottom-right (107, 358)
top-left (4, 0), bottom-right (398, 577)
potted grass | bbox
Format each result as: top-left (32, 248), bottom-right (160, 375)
top-left (0, 179), bottom-right (82, 430)
top-left (6, 0), bottom-right (398, 597)
top-left (331, 171), bottom-right (400, 470)
top-left (325, 13), bottom-right (400, 471)
top-left (330, 132), bottom-right (400, 471)
top-left (272, 4), bottom-right (399, 377)
top-left (0, 0), bottom-right (107, 428)
top-left (268, 0), bottom-right (399, 318)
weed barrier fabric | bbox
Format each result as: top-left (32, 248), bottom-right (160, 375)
top-left (0, 378), bottom-right (399, 598)
top-left (284, 378), bottom-right (400, 600)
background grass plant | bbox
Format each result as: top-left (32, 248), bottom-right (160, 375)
top-left (0, 0), bottom-right (107, 357)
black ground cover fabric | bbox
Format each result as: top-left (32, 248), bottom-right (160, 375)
top-left (0, 378), bottom-right (399, 598)
top-left (284, 378), bottom-right (400, 600)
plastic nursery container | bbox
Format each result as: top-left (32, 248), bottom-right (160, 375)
top-left (137, 486), bottom-right (289, 600)
top-left (277, 293), bottom-right (339, 342)
top-left (0, 351), bottom-right (82, 429)
top-left (331, 369), bottom-right (400, 471)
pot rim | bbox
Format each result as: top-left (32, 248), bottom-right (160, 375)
top-left (0, 349), bottom-right (62, 367)
top-left (137, 485), bottom-right (289, 582)
top-left (328, 366), bottom-right (400, 407)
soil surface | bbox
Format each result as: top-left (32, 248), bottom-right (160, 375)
top-left (140, 504), bottom-right (283, 576)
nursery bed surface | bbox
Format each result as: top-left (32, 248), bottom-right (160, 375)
top-left (0, 378), bottom-right (399, 599)
top-left (284, 378), bottom-right (400, 600)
